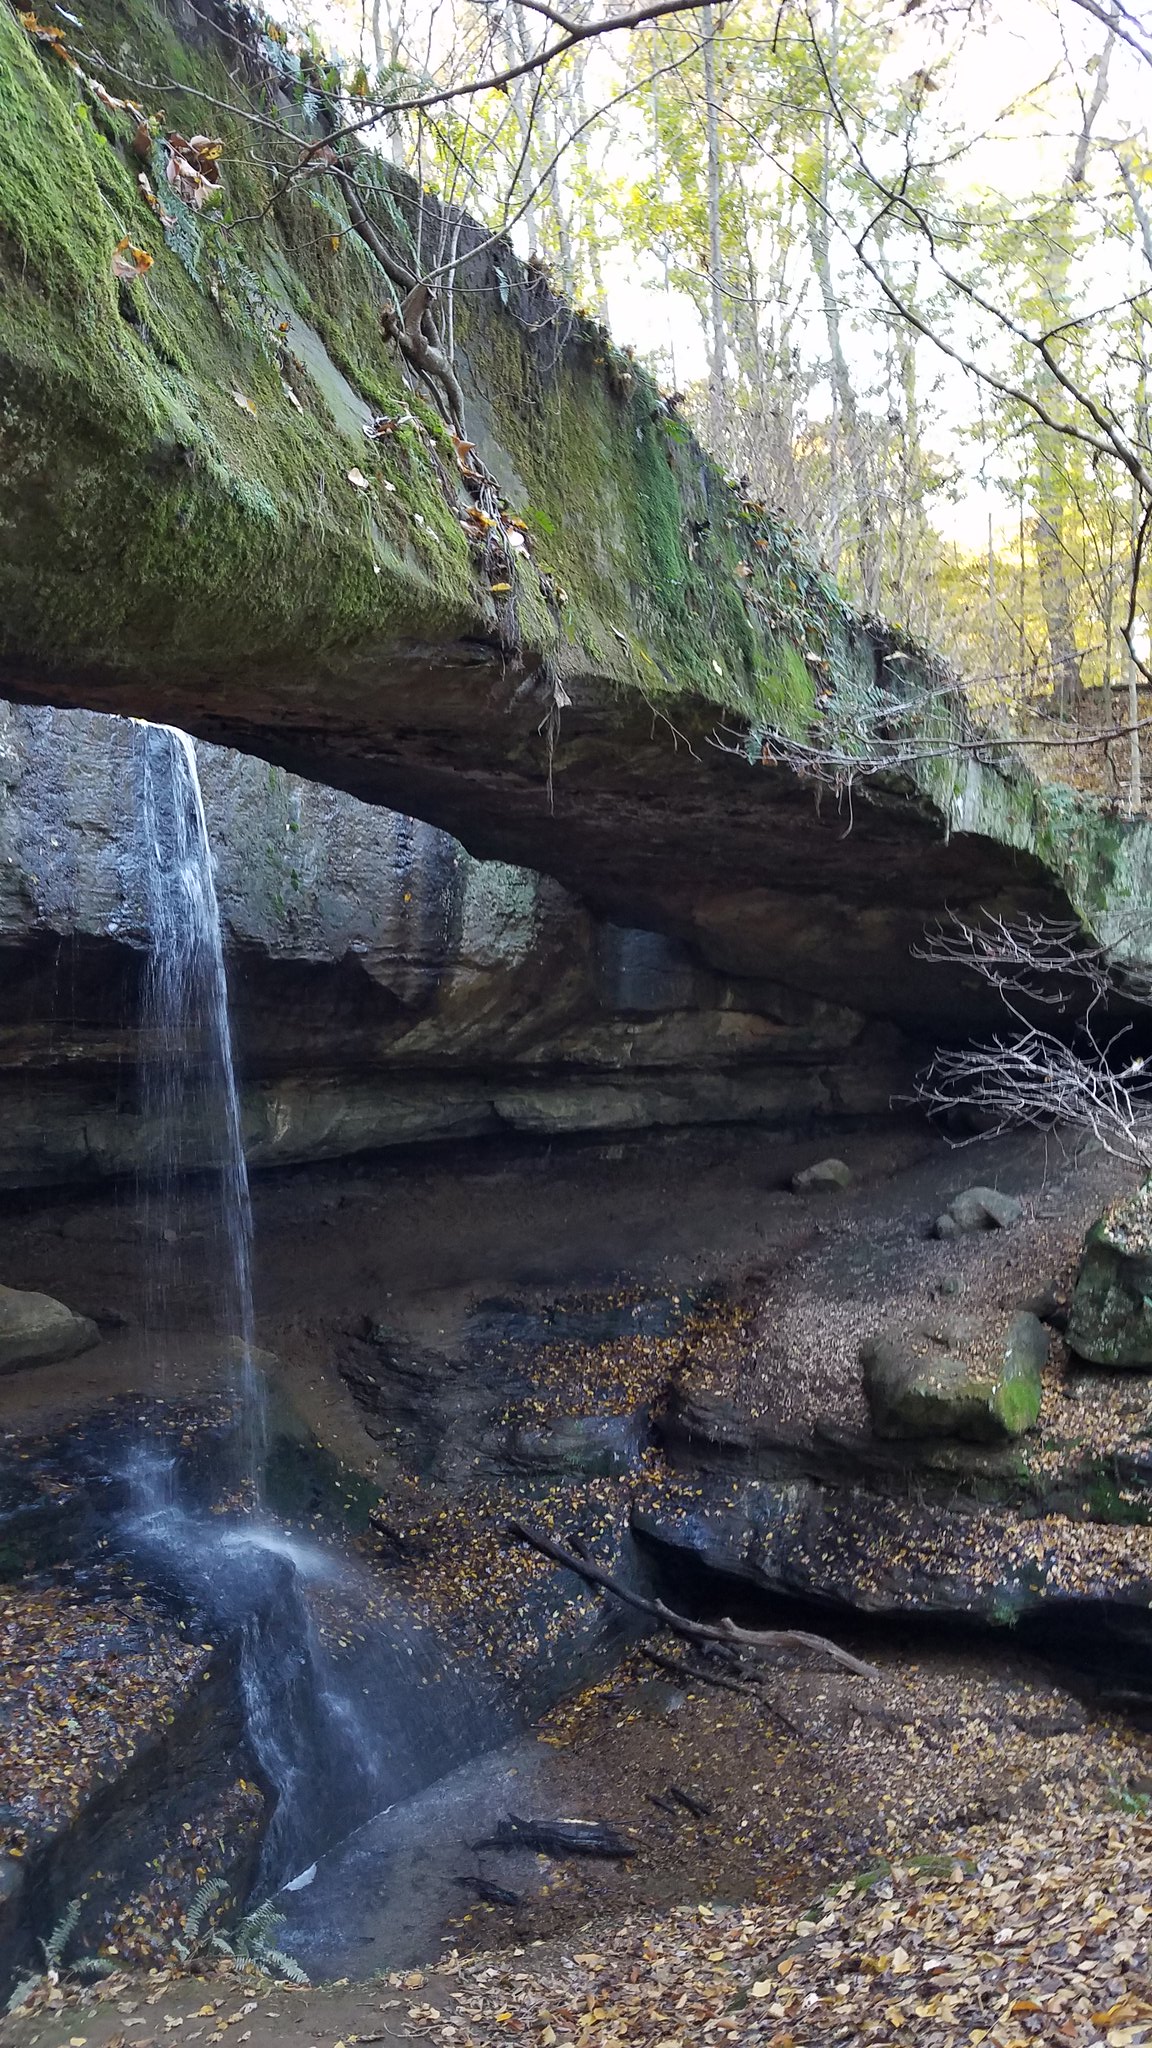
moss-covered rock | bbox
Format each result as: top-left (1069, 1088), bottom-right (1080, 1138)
top-left (1068, 1186), bottom-right (1152, 1367)
top-left (5, 0), bottom-right (1152, 1031)
top-left (862, 1313), bottom-right (1047, 1442)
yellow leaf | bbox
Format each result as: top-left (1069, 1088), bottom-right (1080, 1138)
top-left (112, 237), bottom-right (154, 280)
top-left (230, 389), bottom-right (257, 415)
top-left (346, 467), bottom-right (372, 490)
top-left (489, 581), bottom-right (512, 594)
top-left (751, 1980), bottom-right (773, 1998)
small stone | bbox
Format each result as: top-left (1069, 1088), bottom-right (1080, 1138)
top-left (792, 1158), bottom-right (854, 1193)
top-left (935, 1187), bottom-right (1023, 1236)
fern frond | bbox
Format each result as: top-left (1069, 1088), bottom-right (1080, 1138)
top-left (255, 1946), bottom-right (309, 1985)
top-left (184, 1876), bottom-right (228, 1942)
top-left (232, 1902), bottom-right (283, 1957)
top-left (6, 1975), bottom-right (42, 2015)
top-left (40, 1899), bottom-right (81, 1973)
top-left (71, 1956), bottom-right (116, 1979)
top-left (238, 1901), bottom-right (283, 1941)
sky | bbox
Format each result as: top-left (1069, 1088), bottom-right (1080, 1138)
top-left (301, 0), bottom-right (1149, 558)
top-left (590, 0), bottom-right (1148, 551)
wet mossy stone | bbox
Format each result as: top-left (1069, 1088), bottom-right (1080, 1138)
top-left (1069, 1184), bottom-right (1152, 1367)
top-left (0, 1283), bottom-right (99, 1374)
top-left (862, 1312), bottom-right (1046, 1443)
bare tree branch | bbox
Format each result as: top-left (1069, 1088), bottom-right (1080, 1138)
top-left (912, 911), bottom-right (1121, 1012)
top-left (307, 0), bottom-right (711, 147)
top-left (507, 1519), bottom-right (878, 1677)
top-left (916, 1023), bottom-right (1152, 1171)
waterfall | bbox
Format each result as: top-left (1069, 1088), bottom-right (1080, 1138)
top-left (137, 721), bottom-right (265, 1495)
top-left (125, 724), bottom-right (502, 1896)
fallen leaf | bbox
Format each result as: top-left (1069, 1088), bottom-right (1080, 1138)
top-left (165, 132), bottom-right (224, 209)
top-left (112, 237), bottom-right (154, 280)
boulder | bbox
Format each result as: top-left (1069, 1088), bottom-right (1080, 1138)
top-left (505, 1414), bottom-right (641, 1477)
top-left (934, 1186), bottom-right (1023, 1238)
top-left (1068, 1185), bottom-right (1152, 1366)
top-left (792, 1158), bottom-right (854, 1193)
top-left (0, 1284), bottom-right (99, 1376)
top-left (862, 1312), bottom-right (1046, 1442)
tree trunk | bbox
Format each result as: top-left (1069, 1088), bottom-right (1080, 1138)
top-left (1035, 489), bottom-right (1083, 715)
top-left (1031, 23), bottom-right (1115, 716)
top-left (702, 3), bottom-right (727, 456)
top-left (805, 3), bottom-right (880, 610)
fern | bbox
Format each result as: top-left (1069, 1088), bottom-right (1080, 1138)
top-left (6, 1975), bottom-right (42, 2016)
top-left (71, 1955), bottom-right (117, 1979)
top-left (255, 1946), bottom-right (309, 1986)
top-left (183, 1876), bottom-right (229, 1945)
top-left (170, 1885), bottom-right (307, 1986)
top-left (40, 1900), bottom-right (81, 1974)
top-left (232, 1902), bottom-right (284, 1956)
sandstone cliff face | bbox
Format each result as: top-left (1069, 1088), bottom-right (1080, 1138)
top-left (0, 703), bottom-right (900, 1186)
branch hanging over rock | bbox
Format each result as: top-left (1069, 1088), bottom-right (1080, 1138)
top-left (506, 1519), bottom-right (878, 1679)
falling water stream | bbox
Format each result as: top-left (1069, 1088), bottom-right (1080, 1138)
top-left (137, 722), bottom-right (265, 1495)
top-left (123, 724), bottom-right (494, 1895)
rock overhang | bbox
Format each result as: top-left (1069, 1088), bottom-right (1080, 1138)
top-left (2, 0), bottom-right (1152, 1043)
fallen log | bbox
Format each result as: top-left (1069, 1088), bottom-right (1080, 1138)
top-left (476, 1814), bottom-right (636, 1859)
top-left (506, 1519), bottom-right (878, 1680)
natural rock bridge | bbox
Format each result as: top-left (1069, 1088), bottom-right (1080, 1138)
top-left (3, 0), bottom-right (1152, 1053)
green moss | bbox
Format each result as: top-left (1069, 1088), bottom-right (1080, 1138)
top-left (0, 2), bottom-right (482, 677)
top-left (454, 291), bottom-right (822, 728)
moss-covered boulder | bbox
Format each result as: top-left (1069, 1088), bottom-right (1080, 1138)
top-left (862, 1313), bottom-right (1046, 1442)
top-left (1068, 1185), bottom-right (1152, 1367)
